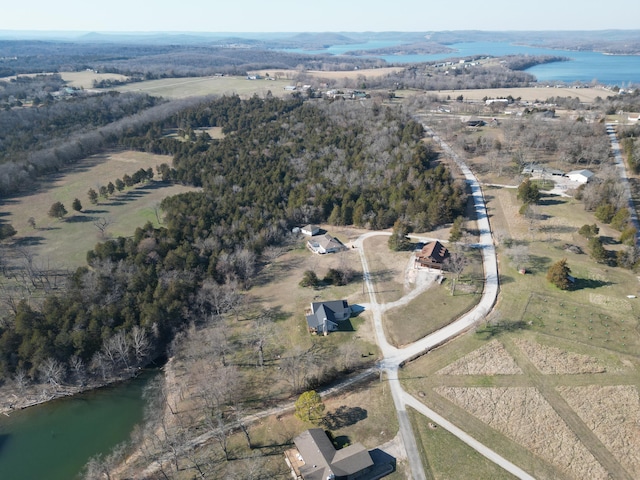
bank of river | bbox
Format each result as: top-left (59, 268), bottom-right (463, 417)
top-left (0, 370), bottom-right (157, 480)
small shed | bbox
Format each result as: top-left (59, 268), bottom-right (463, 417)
top-left (301, 224), bottom-right (320, 236)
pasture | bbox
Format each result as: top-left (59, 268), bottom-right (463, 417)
top-left (114, 76), bottom-right (294, 99)
top-left (2, 150), bottom-right (196, 269)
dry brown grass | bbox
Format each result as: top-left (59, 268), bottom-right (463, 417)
top-left (558, 385), bottom-right (640, 477)
top-left (435, 386), bottom-right (608, 479)
top-left (512, 338), bottom-right (607, 374)
top-left (432, 87), bottom-right (609, 103)
top-left (436, 340), bottom-right (523, 375)
top-left (362, 235), bottom-right (412, 303)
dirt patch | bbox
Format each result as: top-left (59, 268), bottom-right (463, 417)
top-left (436, 386), bottom-right (608, 479)
top-left (589, 293), bottom-right (632, 312)
top-left (436, 340), bottom-right (523, 375)
top-left (512, 338), bottom-right (607, 374)
top-left (557, 385), bottom-right (640, 477)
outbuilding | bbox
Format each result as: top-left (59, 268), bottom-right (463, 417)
top-left (566, 169), bottom-right (594, 184)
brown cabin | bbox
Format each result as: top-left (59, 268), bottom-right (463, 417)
top-left (416, 241), bottom-right (449, 269)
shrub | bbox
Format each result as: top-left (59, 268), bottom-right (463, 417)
top-left (299, 270), bottom-right (320, 288)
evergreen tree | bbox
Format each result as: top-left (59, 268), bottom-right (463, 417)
top-left (517, 178), bottom-right (540, 205)
top-left (388, 219), bottom-right (412, 251)
top-left (72, 198), bottom-right (82, 212)
top-left (87, 188), bottom-right (98, 205)
top-left (546, 258), bottom-right (572, 290)
top-left (48, 201), bottom-right (67, 219)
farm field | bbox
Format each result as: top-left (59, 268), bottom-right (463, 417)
top-left (114, 76), bottom-right (294, 99)
top-left (2, 150), bottom-right (196, 269)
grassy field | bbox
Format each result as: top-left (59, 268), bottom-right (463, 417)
top-left (362, 235), bottom-right (413, 304)
top-left (114, 76), bottom-right (295, 99)
top-left (385, 249), bottom-right (484, 347)
top-left (3, 150), bottom-right (195, 269)
top-left (408, 407), bottom-right (517, 480)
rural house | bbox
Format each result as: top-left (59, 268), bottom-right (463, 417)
top-left (305, 300), bottom-right (351, 335)
top-left (307, 234), bottom-right (347, 254)
top-left (416, 241), bottom-right (449, 269)
top-left (287, 428), bottom-right (375, 480)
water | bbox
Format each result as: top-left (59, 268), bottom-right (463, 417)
top-left (0, 372), bottom-right (156, 480)
top-left (283, 40), bottom-right (640, 86)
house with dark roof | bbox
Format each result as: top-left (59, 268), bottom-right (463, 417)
top-left (290, 428), bottom-right (374, 480)
top-left (416, 241), bottom-right (449, 269)
top-left (305, 300), bottom-right (351, 335)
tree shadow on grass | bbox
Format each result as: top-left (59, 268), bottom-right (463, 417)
top-left (572, 278), bottom-right (612, 290)
top-left (323, 406), bottom-right (368, 429)
top-left (475, 320), bottom-right (529, 339)
top-left (66, 215), bottom-right (97, 223)
top-left (13, 236), bottom-right (46, 246)
top-left (528, 254), bottom-right (552, 273)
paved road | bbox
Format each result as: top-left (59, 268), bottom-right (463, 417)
top-left (353, 122), bottom-right (539, 479)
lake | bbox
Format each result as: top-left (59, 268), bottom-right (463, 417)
top-left (0, 372), bottom-right (156, 480)
top-left (285, 40), bottom-right (640, 86)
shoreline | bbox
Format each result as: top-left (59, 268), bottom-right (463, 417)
top-left (0, 371), bottom-right (143, 417)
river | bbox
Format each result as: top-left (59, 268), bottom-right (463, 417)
top-left (284, 40), bottom-right (640, 86)
top-left (0, 371), bottom-right (156, 480)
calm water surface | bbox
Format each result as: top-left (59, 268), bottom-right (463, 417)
top-left (0, 372), bottom-right (155, 480)
top-left (285, 40), bottom-right (640, 86)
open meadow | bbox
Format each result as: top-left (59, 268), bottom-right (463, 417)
top-left (114, 76), bottom-right (294, 99)
top-left (2, 150), bottom-right (196, 269)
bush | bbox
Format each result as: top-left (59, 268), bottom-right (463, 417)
top-left (299, 270), bottom-right (320, 288)
top-left (588, 236), bottom-right (607, 263)
top-left (324, 268), bottom-right (345, 286)
top-left (578, 224), bottom-right (599, 238)
top-left (620, 225), bottom-right (637, 246)
top-left (594, 203), bottom-right (616, 224)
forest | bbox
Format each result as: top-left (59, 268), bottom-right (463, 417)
top-left (0, 94), bottom-right (467, 390)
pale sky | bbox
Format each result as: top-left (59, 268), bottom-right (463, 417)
top-left (1, 0), bottom-right (638, 32)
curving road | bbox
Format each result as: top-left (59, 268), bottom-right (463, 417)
top-left (354, 123), bottom-right (536, 479)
